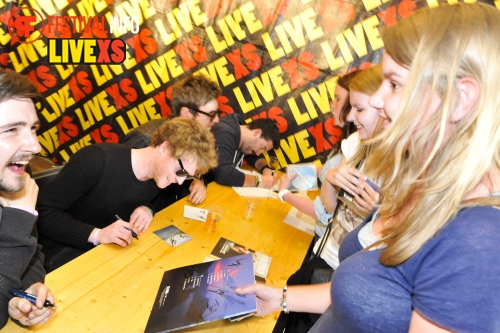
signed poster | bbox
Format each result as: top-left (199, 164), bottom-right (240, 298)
top-left (145, 253), bottom-right (256, 332)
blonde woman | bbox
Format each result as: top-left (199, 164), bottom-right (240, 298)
top-left (238, 3), bottom-right (500, 332)
top-left (277, 71), bottom-right (358, 240)
top-left (317, 64), bottom-right (383, 266)
top-left (271, 66), bottom-right (383, 333)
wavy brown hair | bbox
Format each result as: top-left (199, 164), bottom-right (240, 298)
top-left (0, 69), bottom-right (42, 106)
top-left (171, 74), bottom-right (221, 116)
top-left (336, 71), bottom-right (358, 138)
top-left (150, 117), bottom-right (218, 175)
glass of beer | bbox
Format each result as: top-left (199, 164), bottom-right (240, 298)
top-left (205, 205), bottom-right (223, 232)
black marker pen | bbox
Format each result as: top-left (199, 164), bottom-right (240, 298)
top-left (115, 214), bottom-right (139, 240)
top-left (9, 288), bottom-right (54, 307)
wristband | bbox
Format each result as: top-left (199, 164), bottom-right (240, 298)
top-left (278, 189), bottom-right (290, 202)
top-left (92, 229), bottom-right (101, 246)
top-left (146, 206), bottom-right (154, 216)
top-left (260, 165), bottom-right (275, 173)
top-left (254, 175), bottom-right (261, 187)
top-left (199, 177), bottom-right (208, 188)
top-left (280, 285), bottom-right (289, 314)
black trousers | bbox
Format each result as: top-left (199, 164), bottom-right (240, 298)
top-left (273, 255), bottom-right (334, 333)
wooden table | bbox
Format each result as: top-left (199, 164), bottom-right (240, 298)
top-left (3, 182), bottom-right (314, 332)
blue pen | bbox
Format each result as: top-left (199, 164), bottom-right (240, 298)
top-left (9, 288), bottom-right (54, 307)
top-left (114, 214), bottom-right (139, 240)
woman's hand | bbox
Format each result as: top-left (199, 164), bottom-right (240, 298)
top-left (324, 164), bottom-right (365, 196)
top-left (352, 178), bottom-right (380, 213)
top-left (236, 283), bottom-right (282, 317)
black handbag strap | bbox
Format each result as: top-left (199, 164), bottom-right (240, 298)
top-left (313, 158), bottom-right (363, 258)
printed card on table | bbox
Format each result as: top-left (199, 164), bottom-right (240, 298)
top-left (283, 206), bottom-right (316, 236)
top-left (183, 205), bottom-right (208, 222)
top-left (154, 225), bottom-right (192, 247)
top-left (208, 237), bottom-right (272, 282)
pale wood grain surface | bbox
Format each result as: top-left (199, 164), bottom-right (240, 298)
top-left (3, 182), bottom-right (314, 332)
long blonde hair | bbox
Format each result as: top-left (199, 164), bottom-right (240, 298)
top-left (366, 3), bottom-right (500, 265)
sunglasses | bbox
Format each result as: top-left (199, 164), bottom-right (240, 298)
top-left (189, 107), bottom-right (221, 122)
top-left (176, 159), bottom-right (196, 180)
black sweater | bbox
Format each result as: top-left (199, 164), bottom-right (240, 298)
top-left (37, 143), bottom-right (160, 267)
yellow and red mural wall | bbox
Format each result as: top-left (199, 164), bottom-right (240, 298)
top-left (0, 0), bottom-right (497, 166)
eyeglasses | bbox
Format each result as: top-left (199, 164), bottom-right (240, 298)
top-left (189, 107), bottom-right (221, 122)
top-left (176, 159), bottom-right (196, 180)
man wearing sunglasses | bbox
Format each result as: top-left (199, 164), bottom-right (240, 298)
top-left (37, 118), bottom-right (218, 272)
top-left (122, 74), bottom-right (221, 208)
top-left (211, 114), bottom-right (280, 188)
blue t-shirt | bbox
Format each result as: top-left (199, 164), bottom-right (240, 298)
top-left (322, 206), bottom-right (500, 332)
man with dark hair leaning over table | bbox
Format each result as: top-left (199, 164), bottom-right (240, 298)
top-left (123, 74), bottom-right (222, 208)
top-left (0, 69), bottom-right (56, 328)
top-left (37, 118), bottom-right (218, 273)
top-left (211, 114), bottom-right (280, 188)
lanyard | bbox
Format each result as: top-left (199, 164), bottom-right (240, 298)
top-left (233, 150), bottom-right (244, 167)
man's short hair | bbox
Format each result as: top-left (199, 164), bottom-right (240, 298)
top-left (0, 69), bottom-right (41, 105)
top-left (150, 117), bottom-right (218, 175)
top-left (171, 74), bottom-right (222, 117)
top-left (248, 118), bottom-right (280, 149)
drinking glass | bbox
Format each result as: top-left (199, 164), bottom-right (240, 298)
top-left (205, 205), bottom-right (223, 232)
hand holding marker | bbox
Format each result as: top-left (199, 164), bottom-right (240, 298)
top-left (115, 214), bottom-right (139, 240)
top-left (9, 288), bottom-right (54, 307)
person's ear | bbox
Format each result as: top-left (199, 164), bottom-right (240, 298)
top-left (253, 128), bottom-right (262, 137)
top-left (180, 107), bottom-right (191, 118)
top-left (160, 141), bottom-right (169, 155)
top-left (451, 77), bottom-right (480, 123)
